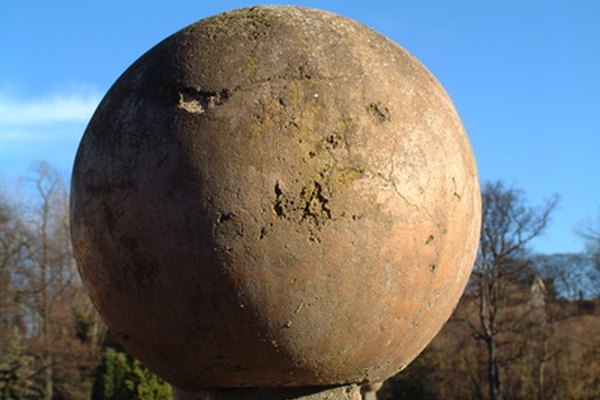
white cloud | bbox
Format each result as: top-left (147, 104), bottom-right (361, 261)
top-left (0, 89), bottom-right (100, 184)
top-left (0, 91), bottom-right (101, 126)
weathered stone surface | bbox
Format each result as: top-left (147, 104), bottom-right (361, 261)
top-left (70, 6), bottom-right (481, 390)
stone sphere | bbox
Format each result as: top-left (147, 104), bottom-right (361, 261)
top-left (70, 6), bottom-right (480, 390)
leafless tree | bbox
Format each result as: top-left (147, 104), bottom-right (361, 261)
top-left (471, 181), bottom-right (558, 400)
top-left (533, 253), bottom-right (598, 300)
top-left (0, 190), bottom-right (32, 399)
top-left (1, 162), bottom-right (105, 399)
top-left (578, 212), bottom-right (600, 279)
top-left (0, 192), bottom-right (25, 325)
top-left (16, 161), bottom-right (74, 400)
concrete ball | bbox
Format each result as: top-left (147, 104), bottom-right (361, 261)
top-left (70, 6), bottom-right (481, 390)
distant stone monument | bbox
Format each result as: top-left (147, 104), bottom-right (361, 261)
top-left (70, 6), bottom-right (480, 399)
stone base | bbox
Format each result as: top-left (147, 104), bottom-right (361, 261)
top-left (172, 384), bottom-right (363, 400)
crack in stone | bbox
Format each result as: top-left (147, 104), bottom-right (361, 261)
top-left (371, 169), bottom-right (435, 221)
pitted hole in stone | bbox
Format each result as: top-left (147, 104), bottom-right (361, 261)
top-left (325, 133), bottom-right (343, 149)
top-left (273, 182), bottom-right (286, 218)
top-left (217, 212), bottom-right (236, 224)
top-left (259, 227), bottom-right (267, 239)
top-left (178, 87), bottom-right (231, 114)
top-left (272, 180), bottom-right (332, 236)
top-left (300, 181), bottom-right (332, 226)
top-left (213, 212), bottom-right (243, 251)
top-left (259, 222), bottom-right (273, 240)
top-left (366, 102), bottom-right (391, 122)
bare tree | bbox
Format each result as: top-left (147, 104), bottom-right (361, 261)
top-left (1, 162), bottom-right (107, 399)
top-left (471, 181), bottom-right (558, 400)
top-left (0, 190), bottom-right (33, 399)
top-left (578, 212), bottom-right (600, 279)
top-left (0, 192), bottom-right (24, 325)
top-left (533, 253), bottom-right (598, 300)
top-left (17, 161), bottom-right (74, 400)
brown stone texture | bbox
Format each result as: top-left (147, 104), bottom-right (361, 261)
top-left (70, 6), bottom-right (481, 391)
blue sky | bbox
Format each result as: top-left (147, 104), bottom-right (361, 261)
top-left (1, 0), bottom-right (598, 254)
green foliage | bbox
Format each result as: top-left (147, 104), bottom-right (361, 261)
top-left (91, 347), bottom-right (172, 400)
top-left (73, 308), bottom-right (94, 343)
top-left (127, 358), bottom-right (172, 400)
top-left (0, 332), bottom-right (36, 400)
top-left (91, 348), bottom-right (128, 400)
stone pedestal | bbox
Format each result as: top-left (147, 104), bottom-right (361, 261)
top-left (172, 384), bottom-right (363, 400)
